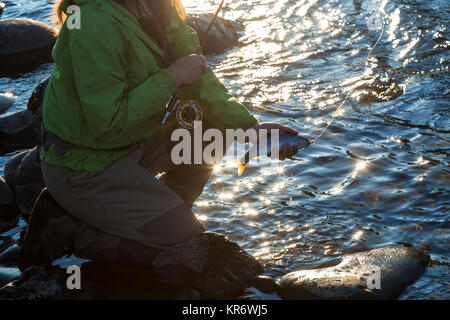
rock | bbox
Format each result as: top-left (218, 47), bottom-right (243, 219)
top-left (0, 2), bottom-right (4, 15)
top-left (153, 232), bottom-right (264, 298)
top-left (13, 147), bottom-right (45, 216)
top-left (0, 176), bottom-right (20, 224)
top-left (0, 245), bottom-right (21, 267)
top-left (187, 14), bottom-right (242, 55)
top-left (251, 275), bottom-right (279, 294)
top-left (0, 266), bottom-right (63, 300)
top-left (0, 18), bottom-right (56, 73)
top-left (0, 110), bottom-right (41, 155)
top-left (278, 247), bottom-right (430, 300)
top-left (0, 93), bottom-right (15, 115)
top-left (0, 267), bottom-right (21, 289)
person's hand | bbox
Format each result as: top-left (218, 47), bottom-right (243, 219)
top-left (167, 54), bottom-right (207, 87)
top-left (248, 122), bottom-right (299, 160)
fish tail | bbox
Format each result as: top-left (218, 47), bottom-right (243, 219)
top-left (236, 160), bottom-right (248, 177)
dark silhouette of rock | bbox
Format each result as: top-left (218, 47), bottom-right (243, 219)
top-left (6, 148), bottom-right (45, 217)
top-left (0, 266), bottom-right (62, 300)
top-left (0, 245), bottom-right (21, 267)
top-left (278, 246), bottom-right (430, 300)
top-left (251, 275), bottom-right (279, 294)
top-left (0, 110), bottom-right (40, 156)
top-left (153, 232), bottom-right (264, 298)
top-left (0, 176), bottom-right (20, 225)
top-left (0, 18), bottom-right (56, 73)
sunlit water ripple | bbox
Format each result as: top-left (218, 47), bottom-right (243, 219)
top-left (1, 0), bottom-right (449, 299)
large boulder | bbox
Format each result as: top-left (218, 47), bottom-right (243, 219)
top-left (278, 246), bottom-right (430, 300)
top-left (0, 18), bottom-right (56, 73)
top-left (153, 232), bottom-right (264, 298)
top-left (0, 110), bottom-right (40, 156)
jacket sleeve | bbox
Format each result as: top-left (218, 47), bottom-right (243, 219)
top-left (169, 18), bottom-right (258, 132)
top-left (69, 11), bottom-right (178, 146)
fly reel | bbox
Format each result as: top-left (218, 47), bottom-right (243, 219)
top-left (175, 100), bottom-right (203, 130)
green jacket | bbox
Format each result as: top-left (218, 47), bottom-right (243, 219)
top-left (41, 0), bottom-right (257, 172)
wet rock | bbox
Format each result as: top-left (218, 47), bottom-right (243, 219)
top-left (187, 14), bottom-right (242, 55)
top-left (0, 93), bottom-right (15, 115)
top-left (278, 247), bottom-right (430, 300)
top-left (153, 232), bottom-right (264, 298)
top-left (0, 110), bottom-right (40, 155)
top-left (0, 267), bottom-right (21, 289)
top-left (0, 176), bottom-right (20, 224)
top-left (251, 275), bottom-right (279, 294)
top-left (9, 148), bottom-right (45, 217)
top-left (0, 266), bottom-right (62, 300)
top-left (0, 245), bottom-right (21, 267)
top-left (0, 18), bottom-right (56, 73)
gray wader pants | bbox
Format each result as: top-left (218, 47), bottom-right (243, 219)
top-left (41, 129), bottom-right (212, 265)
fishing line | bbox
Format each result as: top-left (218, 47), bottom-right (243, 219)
top-left (311, 14), bottom-right (386, 144)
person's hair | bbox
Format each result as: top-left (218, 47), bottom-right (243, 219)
top-left (52, 0), bottom-right (186, 31)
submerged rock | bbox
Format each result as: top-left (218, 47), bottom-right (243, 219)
top-left (0, 19), bottom-right (57, 73)
top-left (0, 176), bottom-right (20, 225)
top-left (0, 110), bottom-right (40, 155)
top-left (153, 232), bottom-right (264, 298)
top-left (357, 74), bottom-right (404, 102)
top-left (278, 246), bottom-right (430, 300)
top-left (0, 93), bottom-right (15, 115)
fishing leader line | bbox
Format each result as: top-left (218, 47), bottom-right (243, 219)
top-left (310, 14), bottom-right (386, 144)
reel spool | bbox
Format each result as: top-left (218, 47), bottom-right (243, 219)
top-left (175, 100), bottom-right (203, 130)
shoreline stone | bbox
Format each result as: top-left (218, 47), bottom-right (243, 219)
top-left (277, 246), bottom-right (430, 300)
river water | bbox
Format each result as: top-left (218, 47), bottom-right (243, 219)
top-left (0, 0), bottom-right (449, 299)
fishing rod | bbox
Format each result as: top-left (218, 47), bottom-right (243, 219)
top-left (161, 0), bottom-right (227, 126)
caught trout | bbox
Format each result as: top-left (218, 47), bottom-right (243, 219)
top-left (237, 133), bottom-right (312, 176)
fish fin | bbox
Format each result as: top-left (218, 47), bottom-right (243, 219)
top-left (236, 161), bottom-right (248, 177)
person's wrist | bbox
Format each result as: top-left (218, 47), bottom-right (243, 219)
top-left (167, 66), bottom-right (183, 87)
